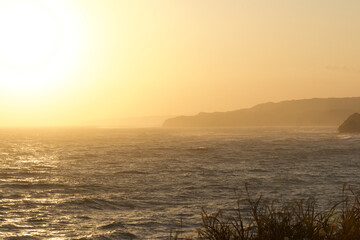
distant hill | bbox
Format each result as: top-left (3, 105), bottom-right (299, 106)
top-left (338, 113), bottom-right (360, 133)
top-left (163, 97), bottom-right (360, 127)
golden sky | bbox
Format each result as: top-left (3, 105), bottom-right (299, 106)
top-left (0, 0), bottom-right (360, 126)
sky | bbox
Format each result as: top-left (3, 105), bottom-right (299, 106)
top-left (0, 0), bottom-right (360, 127)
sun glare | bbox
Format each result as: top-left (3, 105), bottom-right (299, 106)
top-left (0, 0), bottom-right (83, 98)
top-left (0, 2), bottom-right (58, 67)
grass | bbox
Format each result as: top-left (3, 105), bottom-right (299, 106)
top-left (170, 184), bottom-right (360, 240)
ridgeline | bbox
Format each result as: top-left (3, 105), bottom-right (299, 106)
top-left (163, 97), bottom-right (360, 127)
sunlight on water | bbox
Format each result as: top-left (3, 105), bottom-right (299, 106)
top-left (0, 127), bottom-right (359, 238)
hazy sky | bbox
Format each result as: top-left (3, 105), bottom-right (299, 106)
top-left (0, 0), bottom-right (360, 126)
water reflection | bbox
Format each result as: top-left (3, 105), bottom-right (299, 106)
top-left (0, 128), bottom-right (359, 238)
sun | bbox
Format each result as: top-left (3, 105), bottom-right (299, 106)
top-left (0, 0), bottom-right (84, 99)
top-left (0, 2), bottom-right (59, 68)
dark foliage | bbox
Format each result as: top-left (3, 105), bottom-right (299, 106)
top-left (171, 184), bottom-right (360, 240)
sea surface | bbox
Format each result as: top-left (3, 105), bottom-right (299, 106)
top-left (0, 127), bottom-right (359, 239)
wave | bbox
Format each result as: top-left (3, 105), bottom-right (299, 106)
top-left (188, 146), bottom-right (210, 151)
top-left (99, 221), bottom-right (124, 230)
top-left (77, 230), bottom-right (137, 240)
top-left (115, 170), bottom-right (149, 175)
top-left (0, 223), bottom-right (25, 230)
top-left (4, 237), bottom-right (40, 240)
top-left (1, 183), bottom-right (68, 190)
top-left (60, 198), bottom-right (135, 210)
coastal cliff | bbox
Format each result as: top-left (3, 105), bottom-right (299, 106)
top-left (163, 97), bottom-right (360, 127)
top-left (338, 113), bottom-right (360, 133)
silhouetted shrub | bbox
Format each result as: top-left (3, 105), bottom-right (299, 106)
top-left (171, 184), bottom-right (360, 240)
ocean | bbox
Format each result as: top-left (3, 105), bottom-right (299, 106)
top-left (0, 127), bottom-right (359, 239)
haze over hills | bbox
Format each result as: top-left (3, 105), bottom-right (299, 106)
top-left (163, 97), bottom-right (360, 127)
top-left (96, 116), bottom-right (173, 128)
